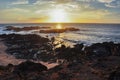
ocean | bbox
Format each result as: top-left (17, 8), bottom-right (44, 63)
top-left (0, 23), bottom-right (120, 46)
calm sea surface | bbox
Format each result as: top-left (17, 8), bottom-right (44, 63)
top-left (0, 23), bottom-right (120, 46)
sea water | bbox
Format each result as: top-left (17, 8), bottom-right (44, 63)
top-left (0, 23), bottom-right (120, 46)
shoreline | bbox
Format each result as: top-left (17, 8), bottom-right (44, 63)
top-left (0, 34), bottom-right (120, 80)
top-left (0, 38), bottom-right (24, 65)
top-left (0, 34), bottom-right (120, 62)
top-left (0, 37), bottom-right (58, 69)
top-left (1, 24), bottom-right (120, 47)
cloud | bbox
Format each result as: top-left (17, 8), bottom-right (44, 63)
top-left (12, 0), bottom-right (28, 5)
top-left (33, 0), bottom-right (54, 5)
top-left (74, 9), bottom-right (110, 19)
top-left (54, 0), bottom-right (73, 4)
top-left (28, 0), bottom-right (37, 4)
top-left (98, 0), bottom-right (115, 3)
top-left (0, 0), bottom-right (120, 23)
top-left (29, 17), bottom-right (48, 21)
top-left (98, 0), bottom-right (120, 8)
top-left (3, 8), bottom-right (30, 13)
top-left (105, 0), bottom-right (120, 8)
top-left (0, 8), bottom-right (30, 21)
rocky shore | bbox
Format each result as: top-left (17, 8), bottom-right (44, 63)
top-left (0, 34), bottom-right (120, 80)
top-left (39, 28), bottom-right (80, 33)
top-left (5, 26), bottom-right (51, 32)
top-left (5, 26), bottom-right (80, 33)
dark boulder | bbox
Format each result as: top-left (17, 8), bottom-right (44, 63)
top-left (13, 61), bottom-right (47, 73)
top-left (108, 67), bottom-right (120, 80)
top-left (55, 44), bottom-right (84, 62)
top-left (73, 43), bottom-right (84, 52)
top-left (84, 43), bottom-right (112, 58)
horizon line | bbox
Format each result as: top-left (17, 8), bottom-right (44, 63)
top-left (0, 22), bottom-right (120, 25)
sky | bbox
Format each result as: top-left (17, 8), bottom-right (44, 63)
top-left (0, 0), bottom-right (120, 23)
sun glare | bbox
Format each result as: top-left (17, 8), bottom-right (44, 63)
top-left (56, 24), bottom-right (62, 29)
top-left (49, 9), bottom-right (68, 23)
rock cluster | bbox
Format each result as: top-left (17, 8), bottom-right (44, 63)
top-left (0, 61), bottom-right (47, 80)
top-left (0, 34), bottom-right (120, 80)
top-left (13, 61), bottom-right (47, 73)
top-left (0, 34), bottom-right (54, 61)
top-left (5, 26), bottom-right (50, 32)
top-left (5, 26), bottom-right (80, 33)
top-left (39, 28), bottom-right (80, 33)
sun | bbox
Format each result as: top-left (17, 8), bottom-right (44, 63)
top-left (56, 24), bottom-right (62, 29)
top-left (48, 9), bottom-right (69, 23)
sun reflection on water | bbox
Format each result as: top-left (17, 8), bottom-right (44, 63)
top-left (56, 24), bottom-right (63, 29)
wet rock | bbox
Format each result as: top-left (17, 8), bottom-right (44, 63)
top-left (113, 44), bottom-right (120, 56)
top-left (5, 26), bottom-right (51, 32)
top-left (55, 44), bottom-right (84, 62)
top-left (108, 67), bottom-right (120, 80)
top-left (84, 43), bottom-right (112, 58)
top-left (1, 34), bottom-right (51, 60)
top-left (39, 27), bottom-right (79, 33)
top-left (6, 64), bottom-right (14, 72)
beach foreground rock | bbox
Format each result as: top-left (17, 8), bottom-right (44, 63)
top-left (13, 61), bottom-right (47, 73)
top-left (0, 34), bottom-right (120, 80)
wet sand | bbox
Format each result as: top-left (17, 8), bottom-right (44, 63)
top-left (0, 38), bottom-right (25, 65)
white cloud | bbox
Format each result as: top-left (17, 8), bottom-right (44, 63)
top-left (6, 8), bottom-right (30, 12)
top-left (105, 3), bottom-right (116, 8)
top-left (105, 0), bottom-right (120, 8)
top-left (98, 0), bottom-right (120, 8)
top-left (98, 0), bottom-right (115, 3)
top-left (12, 0), bottom-right (28, 5)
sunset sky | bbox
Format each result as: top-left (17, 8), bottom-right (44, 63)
top-left (0, 0), bottom-right (120, 23)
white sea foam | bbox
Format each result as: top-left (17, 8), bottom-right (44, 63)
top-left (0, 23), bottom-right (120, 45)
